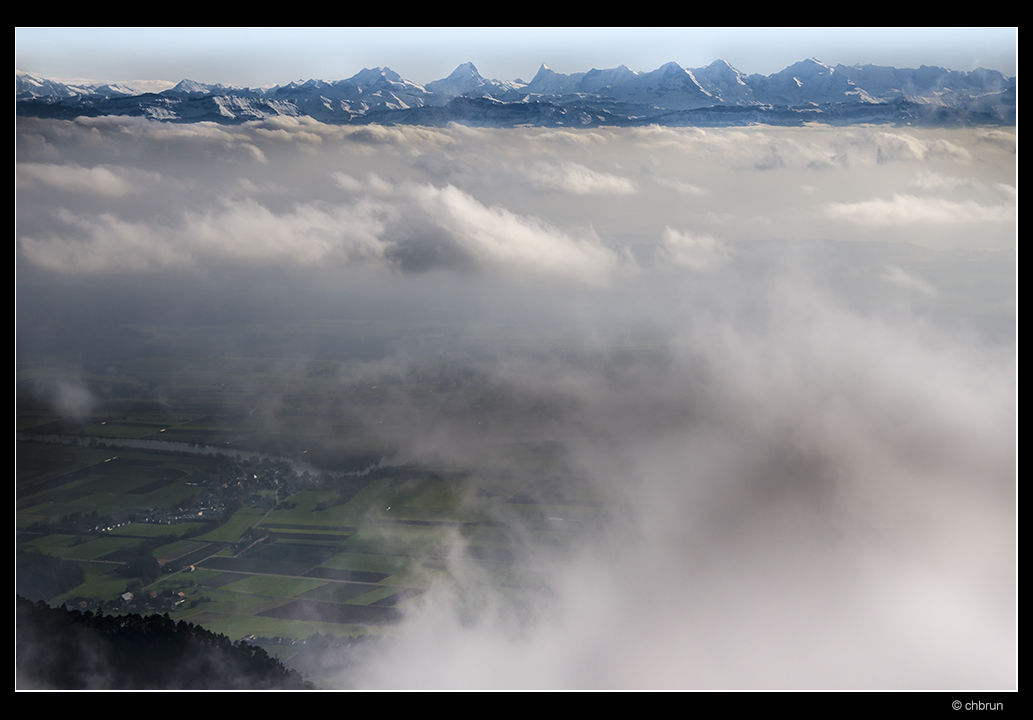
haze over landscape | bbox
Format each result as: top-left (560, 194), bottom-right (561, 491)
top-left (16, 29), bottom-right (1016, 690)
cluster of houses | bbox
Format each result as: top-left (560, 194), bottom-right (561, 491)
top-left (73, 587), bottom-right (195, 615)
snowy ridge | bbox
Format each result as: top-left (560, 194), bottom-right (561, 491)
top-left (16, 60), bottom-right (1015, 127)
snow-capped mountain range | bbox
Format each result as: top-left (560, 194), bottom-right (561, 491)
top-left (15, 59), bottom-right (1015, 127)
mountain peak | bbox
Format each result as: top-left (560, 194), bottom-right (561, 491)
top-left (349, 67), bottom-right (402, 85)
top-left (706, 59), bottom-right (738, 72)
top-left (171, 79), bottom-right (209, 94)
top-left (792, 58), bottom-right (832, 74)
top-left (425, 62), bottom-right (492, 97)
top-left (447, 62), bottom-right (482, 79)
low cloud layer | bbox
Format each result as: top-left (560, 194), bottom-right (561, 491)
top-left (16, 116), bottom-right (1015, 689)
top-left (17, 118), bottom-right (1016, 274)
top-left (339, 267), bottom-right (1015, 689)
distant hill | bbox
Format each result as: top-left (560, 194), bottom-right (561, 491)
top-left (15, 59), bottom-right (1015, 127)
top-left (16, 596), bottom-right (314, 690)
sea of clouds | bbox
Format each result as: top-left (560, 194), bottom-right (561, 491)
top-left (17, 116), bottom-right (1015, 688)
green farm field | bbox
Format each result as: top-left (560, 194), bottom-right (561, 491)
top-left (17, 333), bottom-right (601, 643)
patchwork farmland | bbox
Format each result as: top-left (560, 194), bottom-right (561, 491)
top-left (17, 341), bottom-right (609, 652)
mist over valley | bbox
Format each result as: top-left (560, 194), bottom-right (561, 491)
top-left (16, 106), bottom-right (1015, 688)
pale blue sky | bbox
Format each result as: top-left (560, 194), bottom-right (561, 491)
top-left (16, 27), bottom-right (1017, 89)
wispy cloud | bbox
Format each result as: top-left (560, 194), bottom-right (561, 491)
top-left (661, 227), bottom-right (731, 270)
top-left (19, 180), bottom-right (620, 283)
top-left (881, 265), bottom-right (936, 296)
top-left (17, 162), bottom-right (157, 196)
top-left (821, 194), bottom-right (1014, 226)
top-left (519, 160), bottom-right (638, 195)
